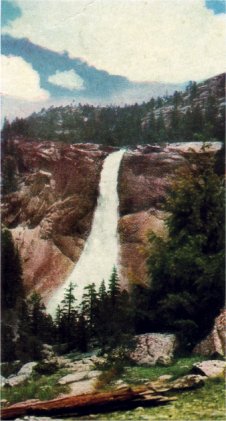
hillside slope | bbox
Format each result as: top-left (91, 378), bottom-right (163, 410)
top-left (2, 74), bottom-right (225, 147)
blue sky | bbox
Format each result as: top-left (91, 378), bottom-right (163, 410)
top-left (205, 0), bottom-right (225, 14)
top-left (1, 0), bottom-right (225, 120)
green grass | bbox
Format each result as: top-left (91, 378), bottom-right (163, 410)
top-left (1, 356), bottom-right (225, 421)
top-left (122, 355), bottom-right (208, 385)
top-left (83, 356), bottom-right (225, 420)
top-left (1, 368), bottom-right (70, 404)
top-left (87, 377), bottom-right (225, 420)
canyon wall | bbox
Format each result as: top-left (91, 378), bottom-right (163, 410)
top-left (2, 141), bottom-right (107, 301)
top-left (1, 140), bottom-right (221, 301)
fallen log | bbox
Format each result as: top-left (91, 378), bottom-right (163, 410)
top-left (1, 386), bottom-right (177, 419)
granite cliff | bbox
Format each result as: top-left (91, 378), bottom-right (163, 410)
top-left (1, 140), bottom-right (221, 302)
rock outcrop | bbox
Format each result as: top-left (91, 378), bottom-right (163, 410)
top-left (193, 309), bottom-right (226, 357)
top-left (142, 73), bottom-right (225, 129)
top-left (118, 142), bottom-right (222, 285)
top-left (118, 145), bottom-right (185, 285)
top-left (2, 141), bottom-right (107, 300)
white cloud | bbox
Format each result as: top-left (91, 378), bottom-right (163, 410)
top-left (48, 69), bottom-right (85, 90)
top-left (2, 0), bottom-right (226, 83)
top-left (1, 55), bottom-right (49, 100)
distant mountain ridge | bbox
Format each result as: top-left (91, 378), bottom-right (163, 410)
top-left (142, 72), bottom-right (225, 129)
top-left (2, 73), bottom-right (224, 147)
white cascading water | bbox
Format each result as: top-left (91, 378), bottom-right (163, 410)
top-left (47, 149), bottom-right (125, 316)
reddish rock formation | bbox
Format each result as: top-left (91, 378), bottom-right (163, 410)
top-left (2, 141), bottom-right (107, 300)
top-left (11, 226), bottom-right (74, 301)
top-left (118, 210), bottom-right (166, 286)
top-left (1, 140), bottom-right (222, 300)
top-left (193, 309), bottom-right (226, 357)
top-left (118, 146), bottom-right (184, 285)
top-left (118, 149), bottom-right (183, 215)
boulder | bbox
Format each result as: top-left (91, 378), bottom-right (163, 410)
top-left (6, 375), bottom-right (28, 388)
top-left (192, 360), bottom-right (225, 378)
top-left (131, 333), bottom-right (178, 365)
top-left (5, 362), bottom-right (37, 388)
top-left (58, 371), bottom-right (88, 385)
top-left (67, 379), bottom-right (96, 396)
top-left (17, 362), bottom-right (37, 377)
top-left (193, 309), bottom-right (226, 357)
top-left (87, 370), bottom-right (102, 379)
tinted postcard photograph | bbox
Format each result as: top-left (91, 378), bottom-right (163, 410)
top-left (1, 1), bottom-right (225, 419)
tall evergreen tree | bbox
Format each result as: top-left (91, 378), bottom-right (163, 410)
top-left (1, 156), bottom-right (18, 195)
top-left (60, 282), bottom-right (78, 343)
top-left (15, 298), bottom-right (43, 362)
top-left (95, 280), bottom-right (111, 351)
top-left (1, 227), bottom-right (24, 310)
top-left (108, 266), bottom-right (121, 306)
top-left (28, 292), bottom-right (55, 343)
top-left (81, 283), bottom-right (98, 344)
top-left (147, 145), bottom-right (225, 349)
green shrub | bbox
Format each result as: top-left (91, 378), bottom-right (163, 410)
top-left (34, 360), bottom-right (59, 375)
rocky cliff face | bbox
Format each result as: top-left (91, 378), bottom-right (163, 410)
top-left (117, 142), bottom-right (222, 285)
top-left (142, 73), bottom-right (225, 129)
top-left (118, 145), bottom-right (184, 285)
top-left (1, 140), bottom-right (221, 300)
top-left (2, 141), bottom-right (108, 300)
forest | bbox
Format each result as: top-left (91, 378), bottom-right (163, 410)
top-left (2, 77), bottom-right (225, 147)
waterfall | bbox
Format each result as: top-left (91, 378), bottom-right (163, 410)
top-left (47, 149), bottom-right (125, 316)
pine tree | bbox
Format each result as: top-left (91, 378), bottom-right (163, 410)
top-left (103, 268), bottom-right (135, 353)
top-left (1, 322), bottom-right (16, 362)
top-left (108, 266), bottom-right (121, 306)
top-left (1, 118), bottom-right (12, 141)
top-left (81, 283), bottom-right (98, 345)
top-left (60, 282), bottom-right (78, 344)
top-left (15, 298), bottom-right (43, 362)
top-left (169, 107), bottom-right (182, 140)
top-left (204, 95), bottom-right (219, 139)
top-left (2, 156), bottom-right (18, 194)
top-left (28, 292), bottom-right (55, 343)
top-left (62, 282), bottom-right (77, 322)
top-left (156, 111), bottom-right (167, 143)
top-left (1, 227), bottom-right (24, 311)
top-left (75, 314), bottom-right (88, 352)
top-left (146, 110), bottom-right (156, 143)
top-left (95, 280), bottom-right (111, 351)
